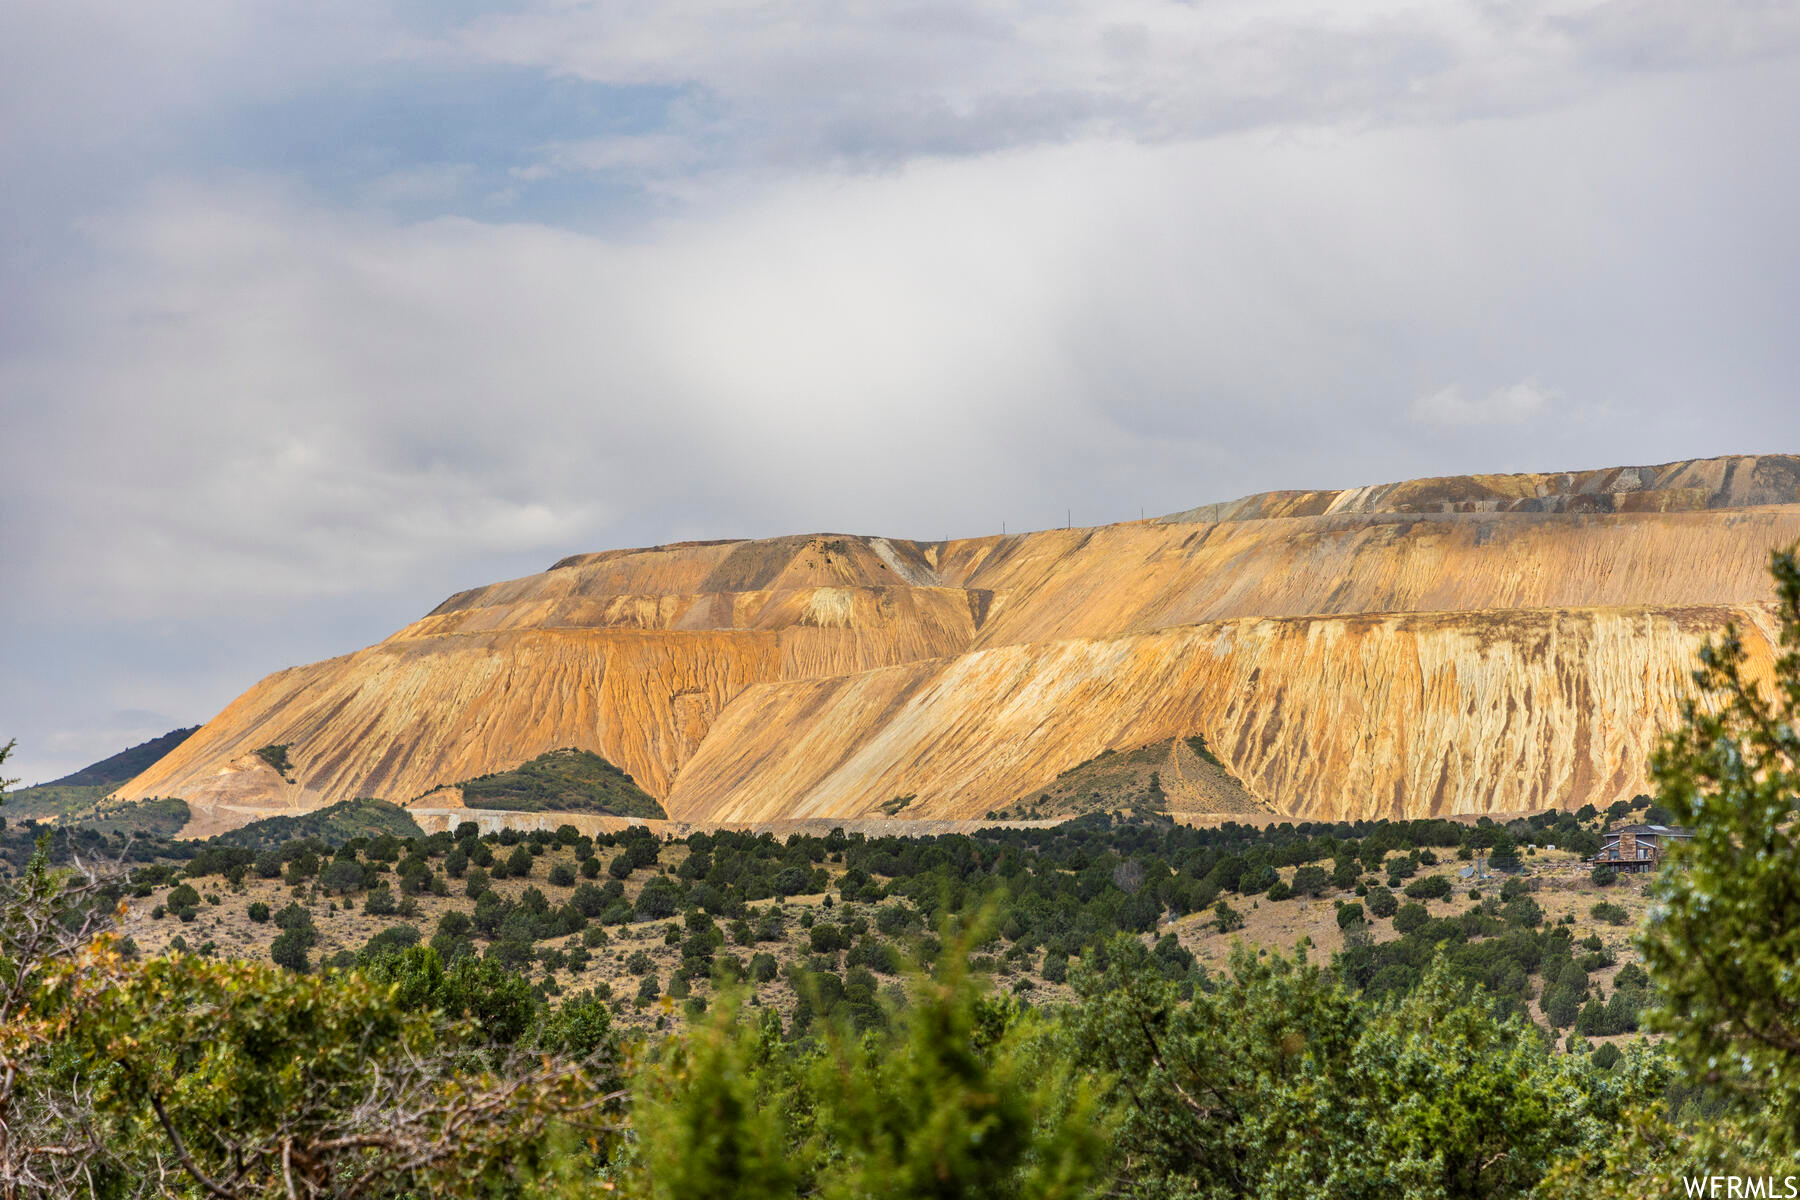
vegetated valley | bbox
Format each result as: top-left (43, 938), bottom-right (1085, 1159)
top-left (0, 754), bottom-right (1774, 1195)
top-left (75, 800), bottom-right (1649, 1043)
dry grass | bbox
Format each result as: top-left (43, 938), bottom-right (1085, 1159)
top-left (1160, 845), bottom-right (1657, 1041)
top-left (120, 841), bottom-right (869, 1033)
top-left (118, 839), bottom-right (1659, 1042)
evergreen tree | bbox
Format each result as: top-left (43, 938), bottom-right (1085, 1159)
top-left (1644, 546), bottom-right (1800, 1156)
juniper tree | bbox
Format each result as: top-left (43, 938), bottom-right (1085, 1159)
top-left (1642, 545), bottom-right (1800, 1156)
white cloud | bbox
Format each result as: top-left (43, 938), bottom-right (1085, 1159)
top-left (444, 0), bottom-right (1800, 174)
top-left (5, 0), bottom-right (1800, 784)
top-left (0, 0), bottom-right (411, 160)
top-left (1411, 379), bottom-right (1560, 426)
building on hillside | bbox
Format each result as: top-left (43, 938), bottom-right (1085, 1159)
top-left (1586, 824), bottom-right (1693, 874)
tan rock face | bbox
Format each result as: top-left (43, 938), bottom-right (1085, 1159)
top-left (117, 454), bottom-right (1800, 833)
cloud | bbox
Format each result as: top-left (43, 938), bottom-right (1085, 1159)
top-left (443, 0), bottom-right (1800, 177)
top-left (17, 709), bottom-right (184, 787)
top-left (4, 0), bottom-right (1800, 784)
top-left (0, 0), bottom-right (413, 162)
top-left (512, 134), bottom-right (703, 187)
top-left (1411, 379), bottom-right (1560, 426)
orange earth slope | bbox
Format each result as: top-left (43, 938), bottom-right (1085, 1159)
top-left (116, 455), bottom-right (1800, 834)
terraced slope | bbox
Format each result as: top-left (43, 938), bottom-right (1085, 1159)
top-left (116, 455), bottom-right (1800, 834)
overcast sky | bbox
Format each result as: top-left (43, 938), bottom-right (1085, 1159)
top-left (5, 1), bottom-right (1800, 783)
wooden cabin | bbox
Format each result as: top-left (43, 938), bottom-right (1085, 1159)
top-left (1587, 823), bottom-right (1693, 874)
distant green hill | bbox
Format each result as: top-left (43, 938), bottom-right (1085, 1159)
top-left (3, 783), bottom-right (109, 823)
top-left (3, 727), bottom-right (198, 826)
top-left (43, 726), bottom-right (198, 788)
top-left (212, 798), bottom-right (424, 851)
top-left (79, 796), bottom-right (191, 839)
top-left (3, 786), bottom-right (190, 835)
top-left (455, 748), bottom-right (667, 818)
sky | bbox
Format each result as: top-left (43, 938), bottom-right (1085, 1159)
top-left (4, 0), bottom-right (1800, 784)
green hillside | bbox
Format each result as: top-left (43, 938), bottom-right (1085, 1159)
top-left (213, 798), bottom-right (424, 851)
top-left (81, 796), bottom-right (191, 839)
top-left (2, 783), bottom-right (109, 823)
top-left (457, 748), bottom-right (667, 818)
top-left (4, 726), bottom-right (198, 825)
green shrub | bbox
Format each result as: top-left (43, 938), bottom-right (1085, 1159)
top-left (320, 858), bottom-right (366, 895)
top-left (361, 923), bottom-right (422, 960)
top-left (1541, 985), bottom-right (1581, 1029)
top-left (633, 934), bottom-right (1111, 1200)
top-left (636, 877), bottom-right (681, 921)
top-left (1489, 837), bottom-right (1522, 873)
top-left (1214, 901), bottom-right (1245, 933)
top-left (1365, 886), bottom-right (1398, 919)
top-left (254, 744), bottom-right (293, 777)
top-left (1291, 865), bottom-right (1330, 897)
top-left (1391, 903), bottom-right (1429, 935)
top-left (270, 929), bottom-right (310, 973)
top-left (1403, 874), bottom-right (1451, 901)
top-left (847, 939), bottom-right (901, 975)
